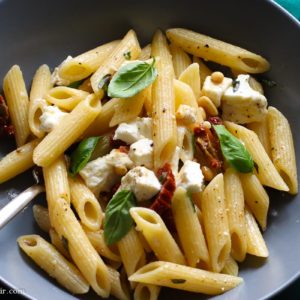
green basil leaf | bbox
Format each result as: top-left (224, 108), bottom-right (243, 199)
top-left (213, 125), bottom-right (254, 173)
top-left (89, 135), bottom-right (112, 161)
top-left (69, 137), bottom-right (100, 176)
top-left (68, 79), bottom-right (85, 89)
top-left (107, 59), bottom-right (158, 98)
top-left (104, 190), bottom-right (136, 245)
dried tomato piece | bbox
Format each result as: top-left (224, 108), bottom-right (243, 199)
top-left (150, 163), bottom-right (176, 231)
top-left (0, 95), bottom-right (14, 138)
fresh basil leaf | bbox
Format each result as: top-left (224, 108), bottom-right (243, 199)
top-left (107, 58), bottom-right (158, 98)
top-left (89, 135), bottom-right (112, 161)
top-left (171, 279), bottom-right (186, 284)
top-left (68, 79), bottom-right (85, 89)
top-left (104, 190), bottom-right (136, 245)
top-left (69, 137), bottom-right (100, 176)
top-left (213, 125), bottom-right (254, 173)
top-left (98, 74), bottom-right (111, 92)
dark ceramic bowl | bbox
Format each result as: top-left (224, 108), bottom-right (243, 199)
top-left (0, 0), bottom-right (300, 299)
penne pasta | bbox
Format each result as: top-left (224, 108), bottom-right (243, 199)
top-left (108, 266), bottom-right (130, 300)
top-left (0, 139), bottom-right (40, 184)
top-left (58, 40), bottom-right (119, 82)
top-left (134, 283), bottom-right (161, 300)
top-left (267, 106), bottom-right (298, 194)
top-left (32, 204), bottom-right (51, 233)
top-left (239, 173), bottom-right (269, 230)
top-left (85, 229), bottom-right (121, 262)
top-left (201, 174), bottom-right (231, 272)
top-left (172, 187), bottom-right (210, 267)
top-left (139, 44), bottom-right (152, 60)
top-left (28, 64), bottom-right (52, 138)
top-left (224, 121), bottom-right (289, 191)
top-left (224, 168), bottom-right (247, 262)
top-left (45, 86), bottom-right (89, 111)
top-left (3, 65), bottom-right (30, 146)
top-left (178, 63), bottom-right (201, 99)
top-left (192, 56), bottom-right (212, 87)
top-left (151, 30), bottom-right (177, 169)
top-left (69, 176), bottom-right (103, 231)
top-left (17, 235), bottom-right (89, 294)
top-left (91, 30), bottom-right (141, 94)
top-left (33, 94), bottom-right (101, 167)
top-left (221, 256), bottom-right (239, 277)
top-left (166, 28), bottom-right (270, 73)
top-left (49, 228), bottom-right (71, 260)
top-left (244, 207), bottom-right (269, 258)
top-left (129, 261), bottom-right (243, 295)
top-left (169, 43), bottom-right (192, 78)
top-left (130, 207), bottom-right (186, 265)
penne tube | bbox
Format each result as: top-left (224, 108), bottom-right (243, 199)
top-left (50, 197), bottom-right (111, 297)
top-left (169, 43), bottom-right (192, 78)
top-left (33, 94), bottom-right (101, 167)
top-left (134, 283), bottom-right (161, 300)
top-left (108, 266), bottom-right (130, 300)
top-left (244, 207), bottom-right (269, 258)
top-left (17, 235), bottom-right (89, 294)
top-left (109, 87), bottom-right (149, 127)
top-left (84, 229), bottom-right (121, 262)
top-left (239, 173), bottom-right (269, 230)
top-left (139, 44), bottom-right (152, 60)
top-left (129, 261), bottom-right (243, 295)
top-left (45, 86), bottom-right (89, 111)
top-left (69, 176), bottom-right (103, 231)
top-left (58, 40), bottom-right (119, 82)
top-left (267, 106), bottom-right (298, 194)
top-left (197, 95), bottom-right (218, 116)
top-left (28, 64), bottom-right (52, 138)
top-left (78, 78), bottom-right (93, 93)
top-left (172, 187), bottom-right (209, 267)
top-left (117, 228), bottom-right (146, 284)
top-left (166, 28), bottom-right (270, 73)
top-left (91, 30), bottom-right (141, 94)
top-left (43, 156), bottom-right (70, 224)
top-left (192, 56), bottom-right (212, 87)
top-left (224, 168), bottom-right (247, 262)
top-left (174, 79), bottom-right (198, 111)
top-left (130, 207), bottom-right (186, 265)
top-left (247, 117), bottom-right (271, 158)
top-left (151, 30), bottom-right (177, 169)
top-left (224, 121), bottom-right (289, 191)
top-left (221, 256), bottom-right (239, 277)
top-left (49, 228), bottom-right (71, 260)
top-left (178, 63), bottom-right (201, 99)
top-left (201, 174), bottom-right (231, 272)
top-left (3, 65), bottom-right (30, 146)
top-left (32, 204), bottom-right (51, 233)
top-left (0, 139), bottom-right (40, 184)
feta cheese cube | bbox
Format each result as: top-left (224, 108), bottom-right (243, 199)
top-left (176, 104), bottom-right (197, 125)
top-left (202, 76), bottom-right (233, 107)
top-left (120, 166), bottom-right (161, 202)
top-left (222, 74), bottom-right (267, 124)
top-left (80, 149), bottom-right (133, 196)
top-left (129, 138), bottom-right (154, 169)
top-left (177, 160), bottom-right (204, 193)
top-left (39, 105), bottom-right (68, 132)
top-left (113, 117), bottom-right (152, 144)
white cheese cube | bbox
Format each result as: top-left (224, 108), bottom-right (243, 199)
top-left (39, 105), bottom-right (67, 132)
top-left (222, 74), bottom-right (268, 124)
top-left (113, 117), bottom-right (152, 144)
top-left (202, 76), bottom-right (233, 107)
top-left (80, 149), bottom-right (133, 196)
top-left (120, 166), bottom-right (161, 202)
top-left (176, 104), bottom-right (197, 125)
top-left (129, 138), bottom-right (154, 169)
top-left (177, 160), bottom-right (204, 193)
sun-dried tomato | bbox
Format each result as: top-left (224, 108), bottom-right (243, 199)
top-left (0, 95), bottom-right (14, 138)
top-left (150, 163), bottom-right (176, 231)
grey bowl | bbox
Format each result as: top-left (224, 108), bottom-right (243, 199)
top-left (1, 0), bottom-right (300, 299)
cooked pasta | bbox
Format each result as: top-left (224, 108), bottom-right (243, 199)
top-left (0, 27), bottom-right (296, 299)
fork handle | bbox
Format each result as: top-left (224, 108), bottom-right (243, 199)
top-left (0, 185), bottom-right (45, 230)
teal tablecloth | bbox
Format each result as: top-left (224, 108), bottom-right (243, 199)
top-left (276, 0), bottom-right (300, 19)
